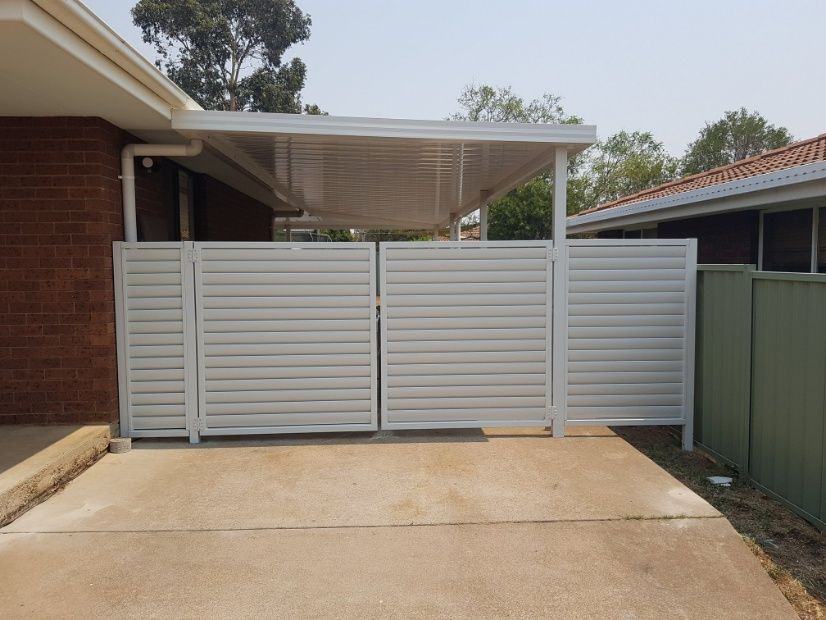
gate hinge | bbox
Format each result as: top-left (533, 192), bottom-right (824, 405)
top-left (548, 247), bottom-right (559, 262)
top-left (546, 405), bottom-right (559, 422)
top-left (186, 248), bottom-right (201, 263)
top-left (190, 417), bottom-right (204, 431)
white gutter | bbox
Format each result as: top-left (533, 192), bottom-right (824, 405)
top-left (121, 141), bottom-right (203, 242)
top-left (31, 0), bottom-right (200, 111)
top-left (568, 161), bottom-right (826, 234)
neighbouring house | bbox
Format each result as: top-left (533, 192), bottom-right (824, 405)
top-left (567, 135), bottom-right (826, 272)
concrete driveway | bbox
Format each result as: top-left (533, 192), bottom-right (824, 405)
top-left (0, 427), bottom-right (793, 618)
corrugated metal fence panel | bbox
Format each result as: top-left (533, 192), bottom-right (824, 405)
top-left (750, 273), bottom-right (826, 527)
top-left (566, 240), bottom-right (696, 426)
top-left (195, 243), bottom-right (377, 434)
top-left (380, 242), bottom-right (552, 429)
top-left (694, 266), bottom-right (753, 468)
top-left (114, 242), bottom-right (195, 437)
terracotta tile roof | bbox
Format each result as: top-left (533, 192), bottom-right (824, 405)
top-left (578, 133), bottom-right (826, 216)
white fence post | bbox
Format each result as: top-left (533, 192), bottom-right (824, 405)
top-left (551, 146), bottom-right (568, 438)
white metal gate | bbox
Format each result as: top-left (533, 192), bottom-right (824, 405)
top-left (115, 239), bottom-right (695, 442)
top-left (379, 242), bottom-right (553, 429)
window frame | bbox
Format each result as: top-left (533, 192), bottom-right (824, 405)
top-left (758, 204), bottom-right (823, 273)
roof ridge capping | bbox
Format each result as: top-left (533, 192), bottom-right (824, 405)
top-left (576, 132), bottom-right (826, 216)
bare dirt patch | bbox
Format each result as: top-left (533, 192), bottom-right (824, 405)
top-left (614, 426), bottom-right (825, 620)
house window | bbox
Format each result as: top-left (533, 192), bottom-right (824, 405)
top-left (761, 208), bottom-right (814, 272)
top-left (622, 227), bottom-right (656, 239)
top-left (818, 207), bottom-right (826, 273)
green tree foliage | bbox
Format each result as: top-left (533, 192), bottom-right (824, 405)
top-left (322, 229), bottom-right (352, 241)
top-left (132, 0), bottom-right (316, 113)
top-left (449, 85), bottom-right (679, 239)
top-left (681, 108), bottom-right (792, 175)
top-left (578, 131), bottom-right (679, 210)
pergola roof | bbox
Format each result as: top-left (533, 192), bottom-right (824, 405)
top-left (172, 111), bottom-right (596, 229)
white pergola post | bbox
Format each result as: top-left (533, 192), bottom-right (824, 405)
top-left (551, 146), bottom-right (569, 438)
top-left (479, 199), bottom-right (488, 242)
top-left (449, 213), bottom-right (459, 241)
top-left (433, 226), bottom-right (440, 241)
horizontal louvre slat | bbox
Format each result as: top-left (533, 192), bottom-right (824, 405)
top-left (568, 291), bottom-right (686, 304)
top-left (569, 280), bottom-right (685, 293)
top-left (387, 373), bottom-right (545, 387)
top-left (204, 330), bottom-right (369, 344)
top-left (386, 270), bottom-right (546, 284)
top-left (389, 293), bottom-right (546, 307)
top-left (568, 326), bottom-right (684, 339)
top-left (203, 284), bottom-right (369, 296)
top-left (387, 259), bottom-right (545, 272)
top-left (568, 349), bottom-right (683, 362)
top-left (200, 248), bottom-right (369, 262)
top-left (203, 307), bottom-right (368, 320)
top-left (386, 408), bottom-right (547, 422)
top-left (388, 350), bottom-right (545, 364)
top-left (568, 338), bottom-right (683, 350)
top-left (388, 396), bottom-right (545, 410)
top-left (388, 339), bottom-right (546, 353)
top-left (202, 295), bottom-right (369, 308)
top-left (205, 353), bottom-right (371, 368)
top-left (568, 361), bottom-right (683, 373)
top-left (205, 412), bottom-right (372, 428)
top-left (568, 314), bottom-right (684, 327)
top-left (568, 382), bottom-right (683, 396)
top-left (204, 342), bottom-right (370, 356)
top-left (387, 304), bottom-right (546, 319)
top-left (388, 384), bottom-right (545, 399)
top-left (387, 316), bottom-right (545, 330)
top-left (207, 400), bottom-right (371, 415)
top-left (203, 273), bottom-right (367, 285)
top-left (568, 245), bottom-right (685, 259)
top-left (204, 365), bottom-right (370, 380)
top-left (206, 388), bottom-right (371, 404)
top-left (124, 249), bottom-right (181, 262)
top-left (206, 377), bottom-right (369, 392)
top-left (386, 281), bottom-right (545, 295)
top-left (569, 268), bottom-right (687, 281)
top-left (386, 247), bottom-right (546, 260)
top-left (566, 406), bottom-right (683, 420)
top-left (389, 328), bottom-right (545, 342)
top-left (131, 415), bottom-right (187, 430)
top-left (390, 362), bottom-right (545, 376)
top-left (202, 319), bottom-right (366, 333)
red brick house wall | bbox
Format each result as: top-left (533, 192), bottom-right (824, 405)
top-left (657, 210), bottom-right (759, 264)
top-left (196, 175), bottom-right (273, 241)
top-left (0, 117), bottom-right (124, 424)
top-left (1, 117), bottom-right (274, 425)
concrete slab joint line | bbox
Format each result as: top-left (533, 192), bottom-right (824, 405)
top-left (0, 428), bottom-right (796, 618)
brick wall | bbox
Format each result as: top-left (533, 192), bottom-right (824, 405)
top-left (195, 175), bottom-right (272, 241)
top-left (0, 117), bottom-right (276, 426)
top-left (657, 210), bottom-right (759, 264)
top-left (0, 117), bottom-right (124, 424)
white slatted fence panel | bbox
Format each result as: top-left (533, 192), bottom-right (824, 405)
top-left (381, 242), bottom-right (552, 429)
top-left (565, 240), bottom-right (697, 428)
top-left (114, 242), bottom-right (196, 438)
top-left (195, 242), bottom-right (377, 434)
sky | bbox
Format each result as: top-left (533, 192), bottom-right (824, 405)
top-left (85, 0), bottom-right (826, 156)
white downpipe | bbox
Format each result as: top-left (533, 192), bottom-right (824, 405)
top-left (120, 140), bottom-right (203, 242)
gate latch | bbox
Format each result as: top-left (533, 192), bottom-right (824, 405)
top-left (548, 247), bottom-right (559, 262)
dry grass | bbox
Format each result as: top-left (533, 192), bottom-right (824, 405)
top-left (614, 426), bottom-right (825, 620)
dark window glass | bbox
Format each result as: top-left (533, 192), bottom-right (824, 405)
top-left (623, 229), bottom-right (642, 239)
top-left (818, 207), bottom-right (826, 273)
top-left (762, 208), bottom-right (813, 272)
top-left (642, 227), bottom-right (657, 239)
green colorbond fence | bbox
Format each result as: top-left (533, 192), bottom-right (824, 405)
top-left (695, 266), bottom-right (826, 529)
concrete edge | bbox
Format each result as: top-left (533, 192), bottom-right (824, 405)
top-left (0, 424), bottom-right (114, 527)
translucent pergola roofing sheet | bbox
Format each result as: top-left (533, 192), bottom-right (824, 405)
top-left (172, 111), bottom-right (596, 229)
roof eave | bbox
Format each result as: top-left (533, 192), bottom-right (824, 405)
top-left (567, 161), bottom-right (826, 234)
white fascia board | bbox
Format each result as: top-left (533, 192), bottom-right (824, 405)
top-left (29, 0), bottom-right (200, 112)
top-left (172, 110), bottom-right (597, 147)
top-left (567, 161), bottom-right (826, 234)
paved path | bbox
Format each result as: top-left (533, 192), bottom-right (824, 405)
top-left (0, 427), bottom-right (795, 618)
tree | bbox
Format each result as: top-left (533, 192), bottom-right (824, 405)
top-left (577, 131), bottom-right (679, 210)
top-left (449, 85), bottom-right (582, 240)
top-left (449, 84), bottom-right (580, 124)
top-left (682, 108), bottom-right (792, 175)
top-left (132, 0), bottom-right (315, 113)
